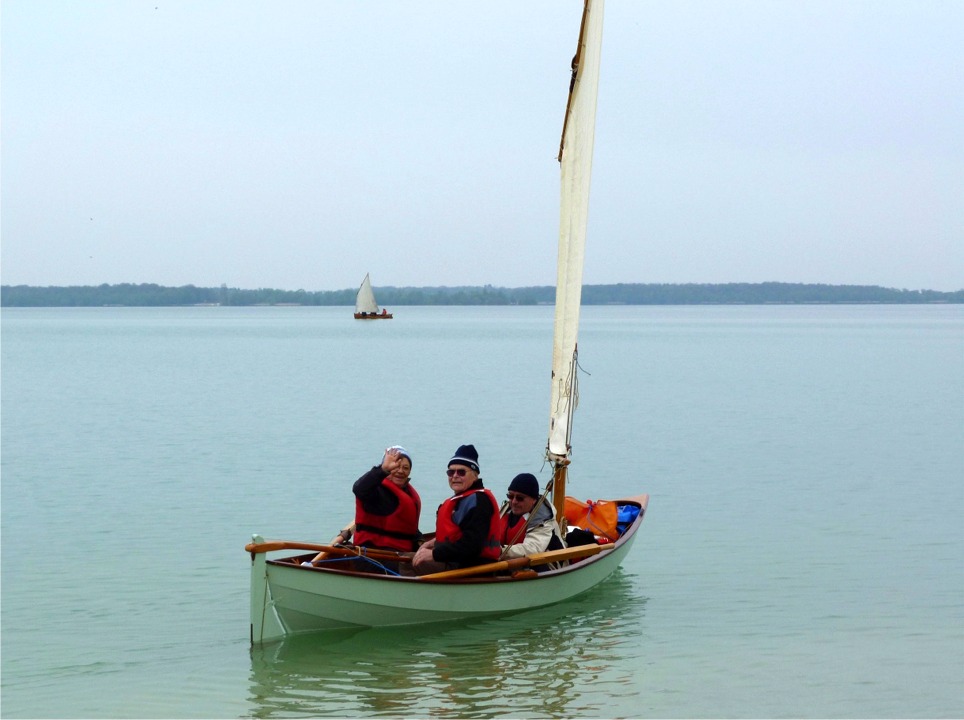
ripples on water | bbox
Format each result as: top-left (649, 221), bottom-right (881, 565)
top-left (247, 571), bottom-right (647, 719)
top-left (3, 305), bottom-right (962, 718)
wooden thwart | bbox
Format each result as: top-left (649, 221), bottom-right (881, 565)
top-left (419, 542), bottom-right (615, 581)
top-left (245, 539), bottom-right (411, 564)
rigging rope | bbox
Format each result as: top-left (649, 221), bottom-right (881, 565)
top-left (308, 554), bottom-right (402, 577)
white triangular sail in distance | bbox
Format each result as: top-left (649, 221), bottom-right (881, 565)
top-left (355, 273), bottom-right (380, 314)
top-left (547, 0), bottom-right (604, 463)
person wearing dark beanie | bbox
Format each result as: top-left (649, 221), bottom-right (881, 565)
top-left (412, 444), bottom-right (502, 575)
top-left (508, 472), bottom-right (539, 499)
top-left (499, 472), bottom-right (567, 571)
top-left (447, 444), bottom-right (480, 474)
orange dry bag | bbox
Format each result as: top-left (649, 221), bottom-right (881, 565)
top-left (563, 497), bottom-right (619, 542)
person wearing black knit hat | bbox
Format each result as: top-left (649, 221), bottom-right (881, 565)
top-left (499, 473), bottom-right (567, 572)
top-left (412, 444), bottom-right (502, 575)
top-left (447, 444), bottom-right (480, 474)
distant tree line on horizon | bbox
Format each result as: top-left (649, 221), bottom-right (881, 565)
top-left (2, 282), bottom-right (961, 307)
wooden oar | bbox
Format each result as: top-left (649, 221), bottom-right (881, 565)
top-left (309, 523), bottom-right (357, 564)
top-left (419, 542), bottom-right (615, 581)
top-left (245, 539), bottom-right (411, 563)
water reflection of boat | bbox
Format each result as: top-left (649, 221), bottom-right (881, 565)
top-left (247, 571), bottom-right (648, 719)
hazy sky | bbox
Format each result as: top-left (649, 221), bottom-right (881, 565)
top-left (2, 1), bottom-right (962, 292)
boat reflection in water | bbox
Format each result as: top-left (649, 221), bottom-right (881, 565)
top-left (247, 572), bottom-right (647, 719)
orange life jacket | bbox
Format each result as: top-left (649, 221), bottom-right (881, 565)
top-left (354, 479), bottom-right (421, 551)
top-left (435, 487), bottom-right (502, 561)
top-left (499, 512), bottom-right (527, 545)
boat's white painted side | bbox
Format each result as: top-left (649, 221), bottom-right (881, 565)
top-left (249, 494), bottom-right (647, 643)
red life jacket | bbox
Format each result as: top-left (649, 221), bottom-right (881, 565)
top-left (354, 479), bottom-right (421, 551)
top-left (499, 512), bottom-right (527, 545)
top-left (436, 487), bottom-right (502, 561)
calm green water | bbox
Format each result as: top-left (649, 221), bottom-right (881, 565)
top-left (2, 305), bottom-right (962, 719)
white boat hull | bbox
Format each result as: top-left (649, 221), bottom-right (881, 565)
top-left (249, 494), bottom-right (647, 643)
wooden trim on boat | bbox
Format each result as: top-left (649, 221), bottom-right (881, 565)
top-left (419, 542), bottom-right (615, 581)
top-left (245, 539), bottom-right (409, 563)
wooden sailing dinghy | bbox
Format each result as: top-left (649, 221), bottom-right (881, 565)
top-left (247, 0), bottom-right (648, 644)
top-left (353, 273), bottom-right (392, 319)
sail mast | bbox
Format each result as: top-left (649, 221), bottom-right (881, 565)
top-left (548, 0), bottom-right (604, 519)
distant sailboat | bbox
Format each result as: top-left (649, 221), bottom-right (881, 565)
top-left (353, 273), bottom-right (392, 319)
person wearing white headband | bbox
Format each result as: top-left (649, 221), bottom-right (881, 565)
top-left (343, 445), bottom-right (422, 553)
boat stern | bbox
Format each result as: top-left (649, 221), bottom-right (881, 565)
top-left (249, 534), bottom-right (287, 645)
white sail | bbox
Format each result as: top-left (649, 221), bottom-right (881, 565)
top-left (547, 0), bottom-right (604, 462)
top-left (355, 273), bottom-right (380, 314)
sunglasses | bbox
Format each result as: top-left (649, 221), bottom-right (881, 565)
top-left (506, 492), bottom-right (531, 502)
top-left (446, 468), bottom-right (469, 478)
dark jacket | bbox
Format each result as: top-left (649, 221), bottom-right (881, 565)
top-left (352, 466), bottom-right (421, 548)
top-left (432, 479), bottom-right (500, 567)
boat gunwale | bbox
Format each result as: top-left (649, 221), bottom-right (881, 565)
top-left (263, 494), bottom-right (648, 585)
